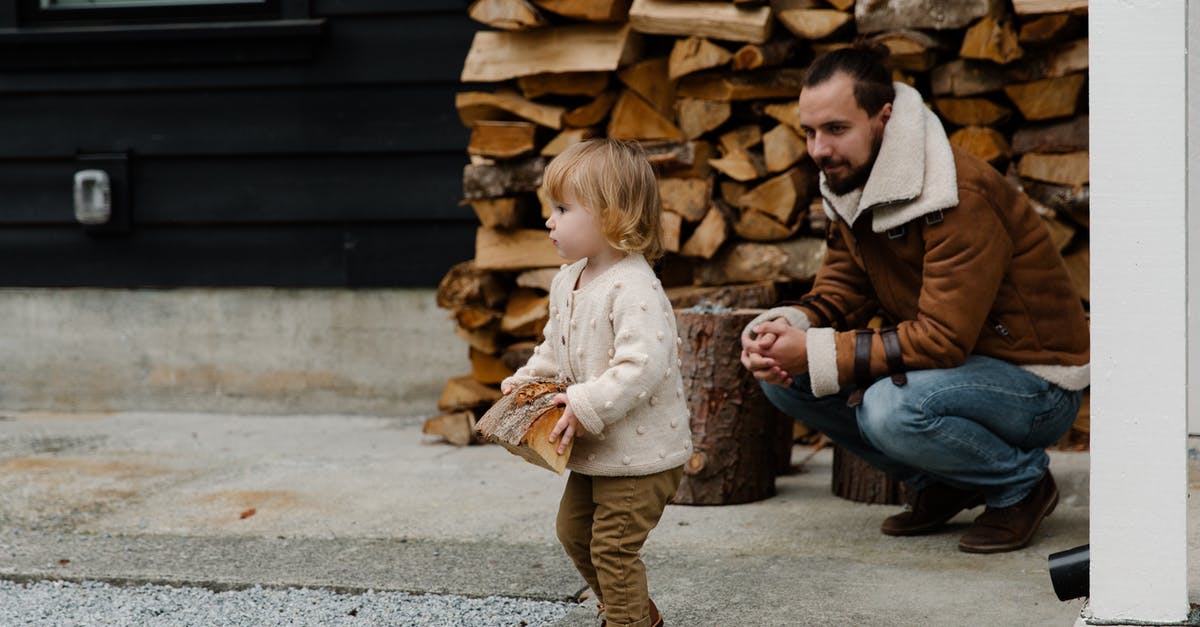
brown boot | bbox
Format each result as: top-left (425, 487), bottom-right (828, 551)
top-left (958, 471), bottom-right (1058, 554)
top-left (880, 482), bottom-right (985, 536)
top-left (649, 599), bottom-right (662, 627)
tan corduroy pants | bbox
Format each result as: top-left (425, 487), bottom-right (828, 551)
top-left (556, 466), bottom-right (684, 627)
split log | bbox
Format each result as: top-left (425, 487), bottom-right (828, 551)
top-left (738, 168), bottom-right (805, 224)
top-left (501, 288), bottom-right (551, 336)
top-left (476, 378), bottom-right (573, 474)
top-left (806, 197), bottom-right (829, 234)
top-left (468, 121), bottom-right (538, 159)
top-left (461, 23), bottom-right (641, 82)
top-left (531, 0), bottom-right (630, 21)
top-left (1017, 151), bottom-right (1088, 187)
top-left (854, 0), bottom-right (1000, 34)
top-left (642, 140), bottom-right (700, 172)
top-left (763, 124), bottom-right (806, 173)
top-left (778, 236), bottom-right (827, 281)
top-left (733, 209), bottom-right (801, 242)
top-left (676, 98), bottom-right (731, 140)
top-left (455, 306), bottom-right (501, 331)
top-left (776, 9), bottom-right (853, 41)
top-left (930, 59), bottom-right (1007, 97)
top-left (516, 267), bottom-right (558, 292)
top-left (455, 324), bottom-right (501, 355)
top-left (673, 309), bottom-right (792, 504)
top-left (541, 127), bottom-right (597, 156)
top-left (423, 411), bottom-right (480, 447)
top-left (933, 97), bottom-right (1012, 126)
top-left (1041, 213), bottom-right (1077, 252)
top-left (679, 206), bottom-right (728, 259)
top-left (438, 375), bottom-right (503, 412)
top-left (668, 36), bottom-right (733, 81)
top-left (868, 29), bottom-right (942, 72)
top-left (763, 101), bottom-right (802, 132)
top-left (666, 280), bottom-right (777, 309)
top-left (628, 0), bottom-right (774, 44)
top-left (676, 68), bottom-right (805, 101)
top-left (607, 90), bottom-right (685, 141)
top-left (825, 0), bottom-right (853, 10)
top-left (469, 197), bottom-right (534, 229)
top-left (1023, 180), bottom-right (1089, 224)
top-left (709, 150), bottom-right (766, 182)
top-left (661, 210), bottom-right (683, 253)
top-left (617, 57), bottom-right (675, 116)
top-left (959, 16), bottom-right (1023, 65)
top-left (659, 140), bottom-right (713, 178)
top-left (659, 177), bottom-right (711, 222)
top-left (437, 260), bottom-right (509, 310)
top-left (1003, 73), bottom-right (1085, 121)
top-left (468, 0), bottom-right (547, 30)
top-left (501, 341), bottom-right (539, 372)
top-left (719, 179), bottom-right (748, 208)
top-left (562, 90), bottom-right (620, 128)
top-left (456, 91), bottom-right (566, 130)
top-left (948, 126), bottom-right (1012, 167)
top-left (471, 347), bottom-right (516, 385)
top-left (1011, 38), bottom-right (1087, 81)
top-left (719, 125), bottom-right (763, 154)
top-left (1012, 0), bottom-right (1087, 16)
top-left (695, 242), bottom-right (788, 285)
top-left (1018, 14), bottom-right (1075, 44)
top-left (1011, 115), bottom-right (1087, 155)
top-left (732, 37), bottom-right (800, 71)
top-left (463, 156), bottom-right (547, 199)
top-left (831, 446), bottom-right (910, 505)
top-left (517, 72), bottom-right (609, 99)
top-left (474, 227), bottom-right (562, 270)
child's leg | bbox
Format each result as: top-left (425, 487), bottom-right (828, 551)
top-left (589, 466), bottom-right (684, 627)
top-left (556, 471), bottom-right (602, 601)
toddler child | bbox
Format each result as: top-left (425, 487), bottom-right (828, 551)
top-left (501, 138), bottom-right (692, 627)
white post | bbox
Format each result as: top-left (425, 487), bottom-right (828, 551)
top-left (1089, 0), bottom-right (1190, 624)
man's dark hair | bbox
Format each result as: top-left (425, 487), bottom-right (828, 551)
top-left (803, 44), bottom-right (895, 116)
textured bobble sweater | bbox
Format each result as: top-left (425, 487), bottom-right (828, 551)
top-left (502, 254), bottom-right (692, 477)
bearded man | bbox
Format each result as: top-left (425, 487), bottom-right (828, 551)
top-left (740, 45), bottom-right (1089, 553)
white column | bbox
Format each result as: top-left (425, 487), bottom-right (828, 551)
top-left (1090, 0), bottom-right (1190, 623)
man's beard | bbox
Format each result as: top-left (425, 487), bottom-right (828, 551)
top-left (819, 130), bottom-right (883, 196)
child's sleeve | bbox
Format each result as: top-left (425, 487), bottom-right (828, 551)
top-left (566, 278), bottom-right (673, 436)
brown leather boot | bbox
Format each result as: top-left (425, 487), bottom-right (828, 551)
top-left (880, 482), bottom-right (985, 536)
top-left (649, 598), bottom-right (662, 627)
top-left (958, 471), bottom-right (1058, 554)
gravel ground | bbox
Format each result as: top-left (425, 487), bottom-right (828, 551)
top-left (0, 580), bottom-right (573, 626)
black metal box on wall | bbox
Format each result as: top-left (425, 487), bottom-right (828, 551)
top-left (0, 0), bottom-right (476, 287)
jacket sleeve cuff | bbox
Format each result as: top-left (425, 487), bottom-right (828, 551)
top-left (565, 384), bottom-right (605, 436)
top-left (807, 327), bottom-right (840, 398)
top-left (742, 306), bottom-right (812, 338)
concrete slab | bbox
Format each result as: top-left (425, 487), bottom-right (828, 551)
top-left (0, 411), bottom-right (1185, 626)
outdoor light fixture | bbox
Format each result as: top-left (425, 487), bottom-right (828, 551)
top-left (1048, 544), bottom-right (1090, 601)
top-left (73, 169), bottom-right (112, 225)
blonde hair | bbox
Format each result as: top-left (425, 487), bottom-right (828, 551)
top-left (542, 138), bottom-right (665, 262)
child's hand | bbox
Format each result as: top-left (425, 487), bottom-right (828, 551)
top-left (548, 392), bottom-right (581, 456)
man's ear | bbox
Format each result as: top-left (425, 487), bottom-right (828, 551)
top-left (878, 102), bottom-right (893, 128)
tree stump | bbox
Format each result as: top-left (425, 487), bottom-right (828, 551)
top-left (674, 308), bottom-right (791, 505)
top-left (830, 445), bottom-right (911, 505)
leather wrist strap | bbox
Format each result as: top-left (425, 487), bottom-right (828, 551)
top-left (879, 325), bottom-right (907, 386)
top-left (847, 328), bottom-right (875, 408)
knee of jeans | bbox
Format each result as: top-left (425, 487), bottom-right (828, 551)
top-left (759, 376), bottom-right (815, 407)
top-left (858, 380), bottom-right (921, 444)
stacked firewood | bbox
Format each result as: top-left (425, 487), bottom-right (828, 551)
top-left (425, 0), bottom-right (1091, 445)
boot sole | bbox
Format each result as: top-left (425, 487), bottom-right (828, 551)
top-left (957, 489), bottom-right (1059, 554)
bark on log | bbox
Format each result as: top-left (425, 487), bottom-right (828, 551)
top-left (665, 281), bottom-right (777, 309)
top-left (463, 156), bottom-right (547, 199)
top-left (854, 0), bottom-right (1000, 34)
top-left (674, 309), bottom-right (792, 504)
top-left (831, 445), bottom-right (911, 505)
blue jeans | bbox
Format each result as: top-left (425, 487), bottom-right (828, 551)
top-left (762, 355), bottom-right (1082, 508)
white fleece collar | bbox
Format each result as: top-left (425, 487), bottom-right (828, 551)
top-left (820, 82), bottom-right (959, 233)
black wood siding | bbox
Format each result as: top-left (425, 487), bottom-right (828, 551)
top-left (0, 0), bottom-right (476, 287)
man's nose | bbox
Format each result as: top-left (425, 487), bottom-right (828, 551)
top-left (809, 134), bottom-right (832, 160)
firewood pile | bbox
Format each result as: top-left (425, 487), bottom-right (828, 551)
top-left (425, 0), bottom-right (1091, 447)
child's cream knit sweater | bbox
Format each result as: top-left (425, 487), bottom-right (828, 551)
top-left (503, 254), bottom-right (692, 477)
